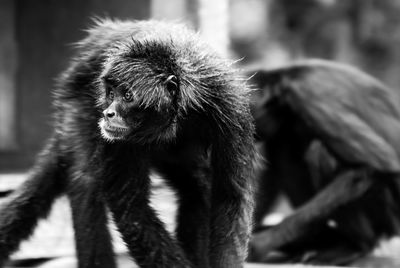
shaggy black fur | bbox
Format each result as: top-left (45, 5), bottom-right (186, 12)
top-left (247, 59), bottom-right (400, 265)
top-left (0, 19), bottom-right (256, 268)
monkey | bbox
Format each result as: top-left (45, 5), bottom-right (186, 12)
top-left (0, 19), bottom-right (256, 268)
top-left (246, 59), bottom-right (400, 265)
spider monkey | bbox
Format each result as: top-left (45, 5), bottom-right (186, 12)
top-left (247, 59), bottom-right (400, 265)
top-left (0, 19), bottom-right (256, 268)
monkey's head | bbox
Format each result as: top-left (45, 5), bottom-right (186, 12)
top-left (96, 21), bottom-right (227, 144)
top-left (97, 46), bottom-right (182, 144)
top-left (248, 70), bottom-right (294, 141)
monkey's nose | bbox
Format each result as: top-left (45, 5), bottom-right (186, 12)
top-left (103, 109), bottom-right (115, 118)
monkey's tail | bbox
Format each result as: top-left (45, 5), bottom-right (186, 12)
top-left (0, 135), bottom-right (68, 264)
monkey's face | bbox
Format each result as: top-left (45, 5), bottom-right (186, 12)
top-left (252, 91), bottom-right (288, 141)
top-left (98, 58), bottom-right (180, 144)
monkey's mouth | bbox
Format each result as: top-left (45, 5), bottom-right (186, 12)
top-left (103, 126), bottom-right (130, 139)
top-left (99, 120), bottom-right (130, 141)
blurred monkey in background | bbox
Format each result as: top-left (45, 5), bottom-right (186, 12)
top-left (248, 59), bottom-right (400, 265)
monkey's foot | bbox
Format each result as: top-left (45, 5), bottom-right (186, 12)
top-left (248, 245), bottom-right (368, 266)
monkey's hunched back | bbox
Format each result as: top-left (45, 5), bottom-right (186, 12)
top-left (0, 19), bottom-right (256, 268)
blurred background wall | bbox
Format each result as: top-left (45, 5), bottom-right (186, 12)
top-left (0, 0), bottom-right (150, 170)
top-left (2, 0), bottom-right (400, 171)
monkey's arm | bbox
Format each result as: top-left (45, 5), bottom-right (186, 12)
top-left (0, 137), bottom-right (67, 265)
top-left (68, 179), bottom-right (116, 268)
top-left (100, 146), bottom-right (191, 268)
top-left (210, 114), bottom-right (257, 268)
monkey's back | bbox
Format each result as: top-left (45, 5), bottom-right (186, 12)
top-left (252, 59), bottom-right (400, 171)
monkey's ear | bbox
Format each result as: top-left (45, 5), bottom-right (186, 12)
top-left (165, 75), bottom-right (179, 96)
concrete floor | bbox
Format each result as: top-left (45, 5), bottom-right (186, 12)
top-left (18, 255), bottom-right (347, 268)
top-left (1, 173), bottom-right (400, 268)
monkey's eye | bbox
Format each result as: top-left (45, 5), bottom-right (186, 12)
top-left (108, 90), bottom-right (115, 100)
top-left (165, 75), bottom-right (178, 94)
top-left (123, 91), bottom-right (133, 102)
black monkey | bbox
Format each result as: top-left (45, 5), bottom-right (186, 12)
top-left (0, 19), bottom-right (256, 268)
top-left (247, 59), bottom-right (400, 265)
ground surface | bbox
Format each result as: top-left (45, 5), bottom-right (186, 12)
top-left (0, 173), bottom-right (399, 268)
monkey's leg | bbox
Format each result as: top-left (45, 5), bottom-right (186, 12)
top-left (68, 177), bottom-right (116, 268)
top-left (0, 138), bottom-right (67, 265)
top-left (295, 179), bottom-right (398, 265)
top-left (253, 144), bottom-right (279, 231)
top-left (249, 169), bottom-right (377, 261)
top-left (158, 160), bottom-right (211, 268)
top-left (101, 152), bottom-right (192, 268)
